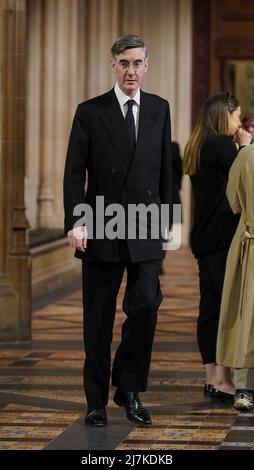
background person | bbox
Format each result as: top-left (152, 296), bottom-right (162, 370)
top-left (172, 141), bottom-right (183, 206)
top-left (217, 145), bottom-right (254, 411)
top-left (183, 92), bottom-right (251, 400)
top-left (160, 141), bottom-right (182, 274)
top-left (242, 112), bottom-right (254, 143)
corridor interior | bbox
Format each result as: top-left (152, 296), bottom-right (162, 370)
top-left (0, 248), bottom-right (253, 450)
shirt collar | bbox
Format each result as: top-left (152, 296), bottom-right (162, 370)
top-left (114, 82), bottom-right (140, 107)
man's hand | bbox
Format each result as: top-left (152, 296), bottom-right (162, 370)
top-left (67, 226), bottom-right (88, 252)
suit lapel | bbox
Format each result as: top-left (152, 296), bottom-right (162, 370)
top-left (100, 89), bottom-right (158, 174)
top-left (121, 91), bottom-right (159, 190)
top-left (136, 91), bottom-right (158, 151)
top-left (100, 90), bottom-right (134, 168)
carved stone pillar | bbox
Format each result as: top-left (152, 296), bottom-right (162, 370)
top-left (25, 0), bottom-right (42, 229)
top-left (122, 0), bottom-right (192, 245)
top-left (85, 0), bottom-right (119, 97)
top-left (26, 0), bottom-right (87, 229)
top-left (0, 0), bottom-right (31, 341)
top-left (36, 0), bottom-right (55, 227)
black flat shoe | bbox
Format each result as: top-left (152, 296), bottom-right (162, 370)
top-left (113, 389), bottom-right (152, 427)
top-left (211, 388), bottom-right (234, 401)
top-left (204, 383), bottom-right (214, 396)
top-left (85, 408), bottom-right (107, 427)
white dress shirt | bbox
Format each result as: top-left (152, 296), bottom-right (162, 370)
top-left (114, 83), bottom-right (140, 139)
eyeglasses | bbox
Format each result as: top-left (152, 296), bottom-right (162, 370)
top-left (116, 60), bottom-right (145, 71)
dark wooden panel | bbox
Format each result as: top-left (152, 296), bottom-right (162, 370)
top-left (191, 0), bottom-right (211, 127)
top-left (216, 37), bottom-right (254, 59)
top-left (223, 21), bottom-right (254, 36)
top-left (192, 0), bottom-right (254, 123)
top-left (222, 0), bottom-right (254, 20)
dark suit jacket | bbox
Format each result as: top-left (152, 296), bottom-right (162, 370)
top-left (63, 88), bottom-right (172, 262)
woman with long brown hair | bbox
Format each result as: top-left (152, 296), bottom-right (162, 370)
top-left (183, 93), bottom-right (251, 399)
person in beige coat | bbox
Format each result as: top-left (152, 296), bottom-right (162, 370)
top-left (217, 144), bottom-right (254, 411)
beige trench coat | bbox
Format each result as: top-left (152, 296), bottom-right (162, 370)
top-left (216, 144), bottom-right (254, 368)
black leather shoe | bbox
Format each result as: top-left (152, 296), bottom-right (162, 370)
top-left (85, 408), bottom-right (107, 427)
top-left (113, 389), bottom-right (152, 427)
top-left (204, 383), bottom-right (214, 396)
top-left (211, 388), bottom-right (234, 401)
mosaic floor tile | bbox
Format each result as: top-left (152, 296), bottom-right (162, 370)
top-left (185, 444), bottom-right (219, 450)
top-left (1, 248), bottom-right (254, 450)
top-left (151, 443), bottom-right (187, 450)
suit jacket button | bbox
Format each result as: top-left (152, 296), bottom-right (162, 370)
top-left (111, 167), bottom-right (117, 174)
top-left (147, 190), bottom-right (152, 195)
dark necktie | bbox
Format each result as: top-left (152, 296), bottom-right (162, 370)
top-left (125, 99), bottom-right (136, 151)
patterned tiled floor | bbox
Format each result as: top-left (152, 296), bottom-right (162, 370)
top-left (0, 247), bottom-right (254, 450)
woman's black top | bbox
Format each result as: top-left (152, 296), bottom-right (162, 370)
top-left (190, 132), bottom-right (240, 256)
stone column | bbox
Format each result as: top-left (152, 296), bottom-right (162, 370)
top-left (174, 0), bottom-right (192, 246)
top-left (36, 0), bottom-right (56, 227)
top-left (0, 0), bottom-right (31, 341)
top-left (53, 0), bottom-right (84, 226)
top-left (122, 0), bottom-right (192, 245)
top-left (85, 0), bottom-right (119, 98)
top-left (25, 0), bottom-right (42, 229)
top-left (26, 0), bottom-right (88, 229)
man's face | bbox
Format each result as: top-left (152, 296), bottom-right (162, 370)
top-left (243, 118), bottom-right (254, 140)
top-left (111, 47), bottom-right (148, 97)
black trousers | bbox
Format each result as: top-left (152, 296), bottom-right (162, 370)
top-left (82, 259), bottom-right (162, 409)
top-left (197, 250), bottom-right (227, 364)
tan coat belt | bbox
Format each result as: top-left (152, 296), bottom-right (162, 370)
top-left (239, 220), bottom-right (254, 317)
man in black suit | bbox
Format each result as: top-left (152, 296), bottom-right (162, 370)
top-left (64, 35), bottom-right (172, 427)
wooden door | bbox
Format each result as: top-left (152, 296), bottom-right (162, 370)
top-left (192, 0), bottom-right (254, 126)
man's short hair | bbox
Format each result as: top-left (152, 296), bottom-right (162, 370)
top-left (111, 35), bottom-right (148, 59)
top-left (242, 112), bottom-right (254, 125)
